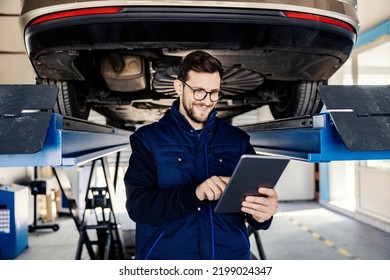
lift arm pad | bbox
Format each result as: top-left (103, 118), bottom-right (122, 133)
top-left (0, 84), bottom-right (58, 154)
top-left (319, 85), bottom-right (390, 151)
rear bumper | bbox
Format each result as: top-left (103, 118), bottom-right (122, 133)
top-left (23, 6), bottom-right (357, 81)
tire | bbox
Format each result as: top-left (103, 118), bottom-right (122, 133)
top-left (269, 80), bottom-right (325, 119)
top-left (40, 79), bottom-right (91, 120)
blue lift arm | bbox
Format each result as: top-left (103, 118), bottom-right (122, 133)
top-left (0, 85), bottom-right (130, 167)
top-left (241, 85), bottom-right (390, 162)
top-left (0, 113), bottom-right (130, 167)
top-left (243, 113), bottom-right (390, 162)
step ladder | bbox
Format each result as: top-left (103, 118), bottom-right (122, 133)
top-left (53, 157), bottom-right (126, 260)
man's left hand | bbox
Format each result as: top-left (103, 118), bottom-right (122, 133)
top-left (241, 187), bottom-right (279, 223)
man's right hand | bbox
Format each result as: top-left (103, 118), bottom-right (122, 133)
top-left (195, 176), bottom-right (230, 201)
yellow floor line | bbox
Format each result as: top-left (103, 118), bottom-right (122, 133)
top-left (282, 214), bottom-right (359, 259)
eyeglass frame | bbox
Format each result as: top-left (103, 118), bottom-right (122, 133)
top-left (181, 80), bottom-right (221, 102)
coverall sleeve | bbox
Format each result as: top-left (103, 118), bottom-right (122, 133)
top-left (246, 215), bottom-right (273, 230)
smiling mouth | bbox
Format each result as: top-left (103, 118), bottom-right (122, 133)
top-left (195, 103), bottom-right (212, 112)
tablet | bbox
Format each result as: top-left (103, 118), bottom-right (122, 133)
top-left (214, 154), bottom-right (289, 213)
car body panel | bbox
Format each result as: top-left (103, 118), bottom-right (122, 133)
top-left (20, 1), bottom-right (359, 31)
top-left (20, 0), bottom-right (358, 29)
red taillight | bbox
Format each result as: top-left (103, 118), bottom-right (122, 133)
top-left (284, 11), bottom-right (355, 32)
top-left (30, 7), bottom-right (122, 26)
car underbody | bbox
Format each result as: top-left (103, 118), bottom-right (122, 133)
top-left (21, 5), bottom-right (358, 129)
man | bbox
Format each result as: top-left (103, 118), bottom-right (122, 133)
top-left (124, 50), bottom-right (279, 260)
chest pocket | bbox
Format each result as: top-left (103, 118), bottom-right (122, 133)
top-left (209, 146), bottom-right (243, 176)
top-left (154, 149), bottom-right (191, 189)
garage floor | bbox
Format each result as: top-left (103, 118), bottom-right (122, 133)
top-left (13, 201), bottom-right (390, 260)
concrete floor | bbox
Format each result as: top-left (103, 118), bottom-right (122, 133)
top-left (11, 201), bottom-right (390, 260)
top-left (259, 201), bottom-right (390, 260)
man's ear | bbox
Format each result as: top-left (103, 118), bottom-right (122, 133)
top-left (174, 79), bottom-right (183, 97)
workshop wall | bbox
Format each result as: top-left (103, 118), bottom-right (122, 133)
top-left (0, 1), bottom-right (35, 84)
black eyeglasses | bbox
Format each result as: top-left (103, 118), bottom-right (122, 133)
top-left (181, 81), bottom-right (221, 102)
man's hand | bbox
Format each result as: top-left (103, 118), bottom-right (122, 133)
top-left (196, 176), bottom-right (230, 201)
top-left (241, 187), bottom-right (279, 223)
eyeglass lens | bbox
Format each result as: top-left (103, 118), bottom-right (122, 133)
top-left (182, 81), bottom-right (220, 101)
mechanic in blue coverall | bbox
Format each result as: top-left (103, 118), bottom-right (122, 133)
top-left (124, 50), bottom-right (279, 260)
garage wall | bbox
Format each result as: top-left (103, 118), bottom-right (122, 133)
top-left (356, 167), bottom-right (390, 225)
top-left (357, 0), bottom-right (390, 33)
top-left (0, 1), bottom-right (36, 84)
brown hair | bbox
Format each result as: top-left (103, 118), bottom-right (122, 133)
top-left (177, 50), bottom-right (223, 82)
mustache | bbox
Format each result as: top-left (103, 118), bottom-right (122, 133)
top-left (193, 101), bottom-right (213, 108)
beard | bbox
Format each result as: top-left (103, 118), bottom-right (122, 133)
top-left (182, 95), bottom-right (213, 125)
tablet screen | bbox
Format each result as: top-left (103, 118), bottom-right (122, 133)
top-left (214, 154), bottom-right (289, 213)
